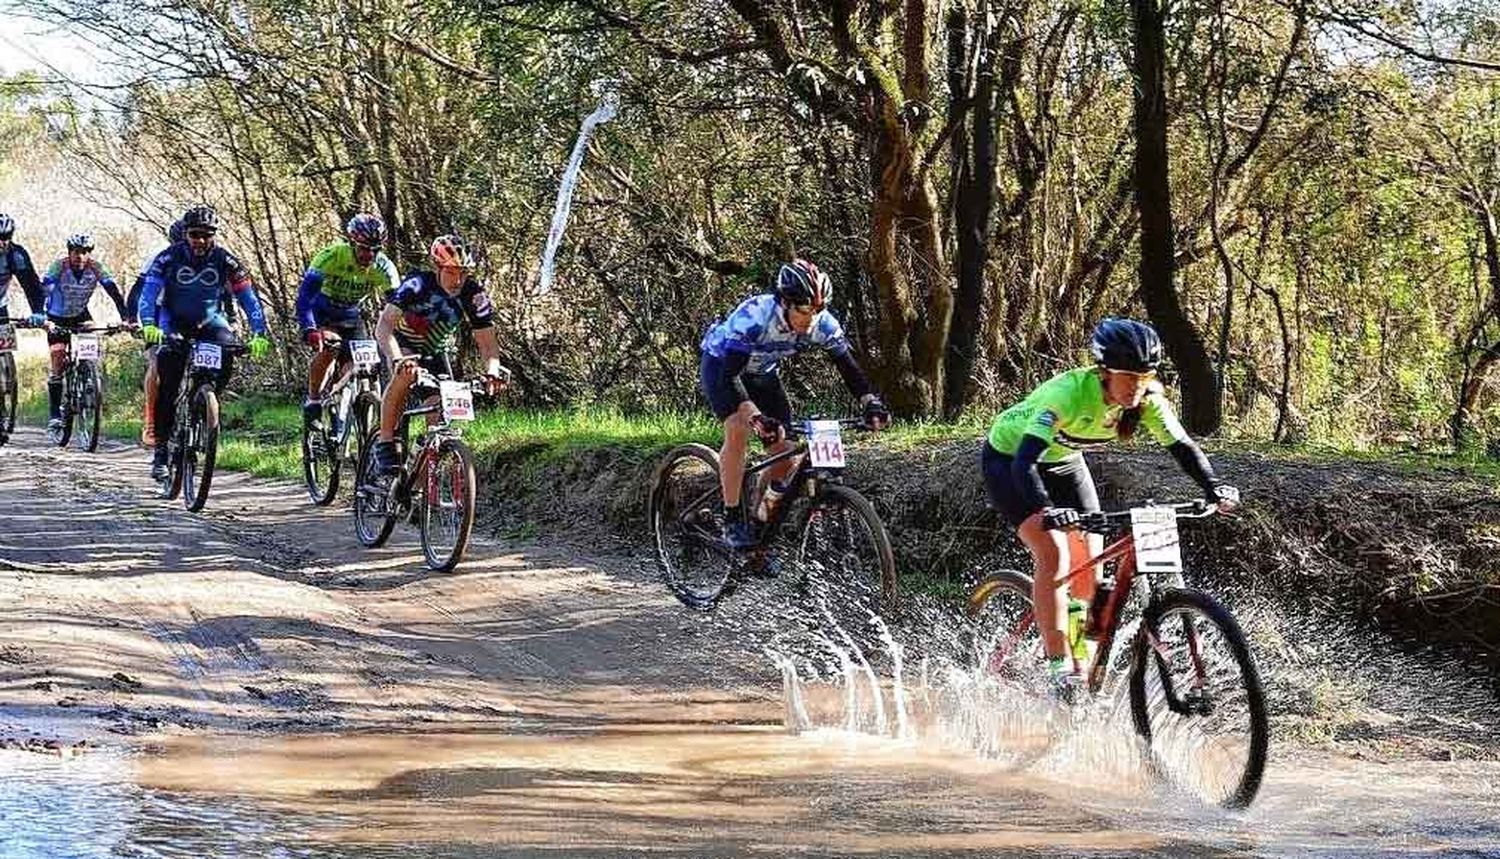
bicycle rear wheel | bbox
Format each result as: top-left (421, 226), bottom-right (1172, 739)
top-left (0, 352), bottom-right (16, 441)
top-left (649, 443), bottom-right (733, 609)
top-left (420, 438), bottom-right (476, 571)
top-left (794, 484), bottom-right (898, 632)
top-left (353, 428), bottom-right (397, 548)
top-left (76, 361), bottom-right (102, 452)
top-left (966, 569), bottom-right (1047, 690)
top-left (1128, 587), bottom-right (1269, 809)
top-left (181, 383), bottom-right (219, 512)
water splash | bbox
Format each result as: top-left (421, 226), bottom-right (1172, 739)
top-left (538, 79), bottom-right (620, 294)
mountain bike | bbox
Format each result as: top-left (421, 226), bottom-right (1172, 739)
top-left (0, 317), bottom-right (18, 445)
top-left (301, 333), bottom-right (383, 506)
top-left (158, 334), bottom-right (248, 512)
top-left (21, 320), bottom-right (131, 452)
top-left (966, 499), bottom-right (1268, 809)
top-left (649, 417), bottom-right (897, 614)
top-left (352, 363), bottom-right (490, 572)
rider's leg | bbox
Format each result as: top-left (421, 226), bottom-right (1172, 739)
top-left (46, 338), bottom-right (65, 425)
top-left (1053, 457), bottom-right (1102, 603)
top-left (142, 346), bottom-right (159, 446)
top-left (371, 357), bottom-right (416, 475)
top-left (1018, 513), bottom-right (1072, 661)
top-left (152, 344), bottom-right (187, 473)
top-left (744, 371), bottom-right (798, 491)
top-left (720, 406), bottom-right (751, 508)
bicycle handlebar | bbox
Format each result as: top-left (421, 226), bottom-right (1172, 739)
top-left (1076, 499), bottom-right (1221, 534)
top-left (11, 321), bottom-right (136, 336)
top-left (786, 416), bottom-right (880, 437)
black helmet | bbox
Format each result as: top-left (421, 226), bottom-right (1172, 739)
top-left (167, 219), bottom-right (185, 243)
top-left (774, 259), bottom-right (832, 310)
top-left (182, 205), bottom-right (218, 234)
top-left (1089, 317), bottom-right (1162, 372)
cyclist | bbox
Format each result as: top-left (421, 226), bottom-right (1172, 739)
top-left (38, 234), bottom-right (131, 440)
top-left (0, 214), bottom-right (44, 325)
top-left (699, 259), bottom-right (889, 550)
top-left (295, 213), bottom-right (399, 434)
top-left (367, 234), bottom-right (507, 477)
top-left (138, 206), bottom-right (271, 480)
top-left (981, 317), bottom-right (1239, 697)
top-left (126, 219), bottom-right (185, 447)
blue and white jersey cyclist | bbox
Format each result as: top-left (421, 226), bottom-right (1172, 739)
top-left (699, 259), bottom-right (890, 550)
top-left (35, 233), bottom-right (131, 438)
top-left (138, 205), bottom-right (272, 480)
top-left (0, 213), bottom-right (44, 324)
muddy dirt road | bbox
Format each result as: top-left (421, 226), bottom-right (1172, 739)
top-left (1, 425), bottom-right (1498, 857)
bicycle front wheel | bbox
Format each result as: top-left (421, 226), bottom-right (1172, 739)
top-left (794, 483), bottom-right (898, 629)
top-left (76, 361), bottom-right (102, 452)
top-left (1128, 587), bottom-right (1269, 810)
top-left (649, 443), bottom-right (732, 610)
top-left (420, 438), bottom-right (476, 572)
top-left (54, 367), bottom-right (74, 448)
top-left (301, 399), bottom-right (340, 506)
top-left (353, 428), bottom-right (396, 548)
top-left (181, 383), bottom-right (220, 512)
top-left (0, 352), bottom-right (16, 440)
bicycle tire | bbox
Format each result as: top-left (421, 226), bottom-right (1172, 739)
top-left (794, 483), bottom-right (899, 617)
top-left (965, 568), bottom-right (1046, 677)
top-left (353, 428), bottom-right (397, 548)
top-left (1128, 587), bottom-right (1269, 810)
top-left (420, 437), bottom-right (477, 572)
top-left (182, 383), bottom-right (219, 512)
top-left (350, 391), bottom-right (380, 464)
top-left (54, 365), bottom-right (74, 448)
top-left (77, 361), bottom-right (102, 452)
top-left (0, 353), bottom-right (16, 441)
top-left (161, 406), bottom-right (186, 501)
top-left (301, 398), bottom-right (340, 506)
top-left (649, 442), bottom-right (732, 610)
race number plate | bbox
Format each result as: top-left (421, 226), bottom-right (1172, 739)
top-left (192, 341), bottom-right (224, 370)
top-left (1131, 506), bottom-right (1183, 573)
top-left (72, 335), bottom-right (102, 362)
top-left (0, 323), bottom-right (14, 353)
top-left (440, 380), bottom-right (475, 421)
top-left (807, 420), bottom-right (846, 468)
top-left (350, 339), bottom-right (379, 369)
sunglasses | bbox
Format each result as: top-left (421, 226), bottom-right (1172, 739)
top-left (187, 230), bottom-right (215, 240)
top-left (1109, 368), bottom-right (1157, 383)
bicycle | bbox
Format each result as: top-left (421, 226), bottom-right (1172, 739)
top-left (157, 334), bottom-right (249, 512)
top-left (19, 320), bottom-right (131, 452)
top-left (966, 499), bottom-right (1268, 809)
top-left (0, 317), bottom-right (18, 445)
top-left (351, 361), bottom-right (490, 572)
top-left (648, 417), bottom-right (898, 614)
top-left (301, 332), bottom-right (383, 506)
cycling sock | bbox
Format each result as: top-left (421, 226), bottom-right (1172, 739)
top-left (1048, 656), bottom-right (1068, 678)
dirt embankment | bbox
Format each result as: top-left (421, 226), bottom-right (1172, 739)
top-left (476, 436), bottom-right (1500, 665)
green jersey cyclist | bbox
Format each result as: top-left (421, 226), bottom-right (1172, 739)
top-left (981, 318), bottom-right (1239, 696)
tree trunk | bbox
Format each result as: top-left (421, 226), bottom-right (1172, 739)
top-left (1130, 0), bottom-right (1220, 435)
top-left (943, 12), bottom-right (997, 420)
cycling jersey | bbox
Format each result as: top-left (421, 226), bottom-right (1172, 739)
top-left (138, 243), bottom-right (267, 335)
top-left (987, 367), bottom-right (1191, 462)
top-left (385, 271), bottom-right (494, 355)
top-left (43, 258), bottom-right (127, 319)
top-left (295, 242), bottom-right (400, 330)
top-left (0, 243), bottom-right (43, 316)
top-left (699, 294), bottom-right (850, 374)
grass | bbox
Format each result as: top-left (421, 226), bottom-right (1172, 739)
top-left (18, 350), bottom-right (1500, 491)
